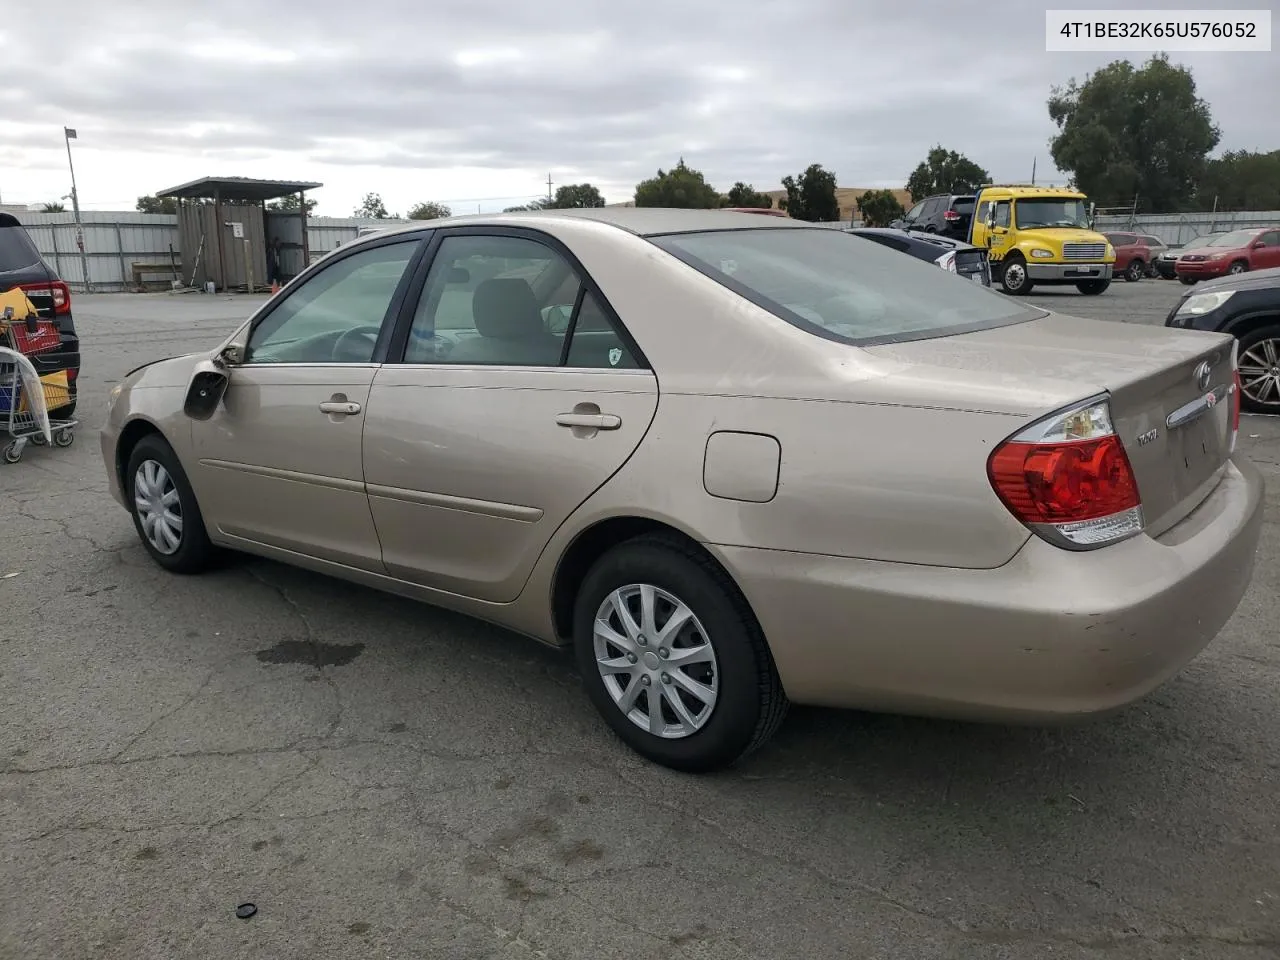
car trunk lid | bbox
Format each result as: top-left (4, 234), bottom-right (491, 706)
top-left (862, 313), bottom-right (1237, 536)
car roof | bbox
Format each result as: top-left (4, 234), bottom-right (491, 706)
top-left (366, 208), bottom-right (820, 241)
top-left (977, 186), bottom-right (1087, 200)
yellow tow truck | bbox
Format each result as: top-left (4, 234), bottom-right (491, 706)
top-left (969, 185), bottom-right (1115, 296)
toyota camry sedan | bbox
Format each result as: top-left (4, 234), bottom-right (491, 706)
top-left (101, 209), bottom-right (1264, 772)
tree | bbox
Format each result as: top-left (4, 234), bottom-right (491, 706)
top-left (780, 164), bottom-right (840, 222)
top-left (905, 146), bottom-right (989, 200)
top-left (407, 201), bottom-right (452, 220)
top-left (504, 199), bottom-right (548, 212)
top-left (545, 183), bottom-right (606, 209)
top-left (136, 194), bottom-right (177, 214)
top-left (857, 189), bottom-right (905, 227)
top-left (40, 202), bottom-right (65, 213)
top-left (354, 192), bottom-right (394, 219)
top-left (1048, 54), bottom-right (1219, 212)
top-left (634, 158), bottom-right (722, 209)
top-left (1196, 150), bottom-right (1280, 211)
top-left (267, 193), bottom-right (318, 214)
top-left (724, 182), bottom-right (773, 208)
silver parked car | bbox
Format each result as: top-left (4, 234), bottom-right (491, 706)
top-left (101, 209), bottom-right (1264, 771)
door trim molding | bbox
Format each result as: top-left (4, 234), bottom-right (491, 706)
top-left (200, 458), bottom-right (365, 494)
top-left (367, 483), bottom-right (544, 522)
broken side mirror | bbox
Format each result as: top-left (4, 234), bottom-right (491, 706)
top-left (184, 358), bottom-right (230, 420)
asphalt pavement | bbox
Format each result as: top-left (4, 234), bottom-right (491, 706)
top-left (2, 279), bottom-right (1278, 959)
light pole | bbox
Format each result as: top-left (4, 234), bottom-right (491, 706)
top-left (63, 126), bottom-right (92, 293)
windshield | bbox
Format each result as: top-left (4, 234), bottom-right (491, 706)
top-left (650, 228), bottom-right (1037, 346)
top-left (1205, 230), bottom-right (1257, 248)
top-left (1014, 198), bottom-right (1090, 229)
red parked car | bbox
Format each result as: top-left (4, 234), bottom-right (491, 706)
top-left (1174, 227), bottom-right (1280, 283)
top-left (1103, 232), bottom-right (1169, 282)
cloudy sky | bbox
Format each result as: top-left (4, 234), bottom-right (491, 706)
top-left (1, 0), bottom-right (1275, 216)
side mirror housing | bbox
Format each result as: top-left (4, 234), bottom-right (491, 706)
top-left (184, 359), bottom-right (230, 421)
top-left (1252, 240), bottom-right (1266, 249)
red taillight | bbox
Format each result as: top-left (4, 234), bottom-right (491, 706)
top-left (66, 368), bottom-right (78, 382)
top-left (18, 281), bottom-right (71, 315)
top-left (989, 436), bottom-right (1139, 523)
top-left (943, 210), bottom-right (961, 221)
top-left (988, 397), bottom-right (1144, 548)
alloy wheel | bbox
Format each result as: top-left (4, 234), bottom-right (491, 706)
top-left (1240, 338), bottom-right (1280, 408)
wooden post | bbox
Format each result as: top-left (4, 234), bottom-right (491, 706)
top-left (214, 188), bottom-right (227, 292)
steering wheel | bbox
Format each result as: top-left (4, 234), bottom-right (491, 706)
top-left (332, 325), bottom-right (382, 362)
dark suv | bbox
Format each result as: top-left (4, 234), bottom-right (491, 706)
top-left (0, 213), bottom-right (79, 416)
top-left (893, 194), bottom-right (976, 239)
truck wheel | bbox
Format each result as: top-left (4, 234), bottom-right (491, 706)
top-left (1076, 279), bottom-right (1111, 295)
top-left (998, 256), bottom-right (1033, 296)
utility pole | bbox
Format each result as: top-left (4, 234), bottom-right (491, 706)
top-left (63, 126), bottom-right (92, 293)
top-left (546, 173), bottom-right (553, 202)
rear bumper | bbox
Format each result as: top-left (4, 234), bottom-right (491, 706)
top-left (1026, 262), bottom-right (1113, 282)
top-left (717, 456), bottom-right (1264, 720)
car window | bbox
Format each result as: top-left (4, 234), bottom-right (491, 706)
top-left (951, 198), bottom-right (975, 215)
top-left (651, 227), bottom-right (1035, 347)
top-left (903, 202), bottom-right (925, 222)
top-left (993, 201), bottom-right (1012, 228)
top-left (974, 200), bottom-right (991, 225)
top-left (1142, 235), bottom-right (1164, 246)
top-left (565, 291), bottom-right (639, 369)
top-left (1260, 231), bottom-right (1280, 247)
top-left (0, 223), bottom-right (42, 272)
top-left (246, 240), bottom-right (419, 364)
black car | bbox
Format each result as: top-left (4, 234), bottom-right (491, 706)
top-left (848, 227), bottom-right (991, 286)
top-left (891, 194), bottom-right (976, 240)
top-left (1165, 265), bottom-right (1280, 413)
top-left (0, 213), bottom-right (79, 416)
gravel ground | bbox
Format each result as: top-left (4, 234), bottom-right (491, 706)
top-left (2, 279), bottom-right (1277, 960)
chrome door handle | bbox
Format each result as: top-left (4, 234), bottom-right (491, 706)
top-left (319, 400), bottom-right (361, 416)
top-left (556, 412), bottom-right (621, 430)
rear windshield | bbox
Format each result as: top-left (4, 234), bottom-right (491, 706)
top-left (650, 228), bottom-right (1037, 346)
top-left (951, 198), bottom-right (975, 214)
top-left (0, 226), bottom-right (42, 272)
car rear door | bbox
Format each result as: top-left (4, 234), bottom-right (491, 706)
top-left (1255, 230), bottom-right (1280, 270)
top-left (361, 227), bottom-right (658, 603)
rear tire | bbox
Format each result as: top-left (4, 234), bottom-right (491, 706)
top-left (1236, 325), bottom-right (1280, 415)
top-left (1076, 279), bottom-right (1111, 295)
top-left (998, 256), bottom-right (1033, 296)
top-left (125, 434), bottom-right (216, 574)
top-left (573, 534), bottom-right (787, 772)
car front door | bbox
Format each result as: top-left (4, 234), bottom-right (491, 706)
top-left (188, 236), bottom-right (424, 571)
top-left (1254, 230), bottom-right (1280, 270)
top-left (361, 228), bottom-right (659, 603)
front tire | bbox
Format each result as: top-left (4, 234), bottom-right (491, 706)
top-left (573, 535), bottom-right (787, 772)
top-left (125, 434), bottom-right (216, 574)
top-left (1237, 325), bottom-right (1280, 415)
top-left (998, 256), bottom-right (1033, 296)
top-left (1228, 261), bottom-right (1248, 276)
top-left (1076, 278), bottom-right (1111, 295)
top-left (1124, 260), bottom-right (1144, 282)
top-left (1179, 277), bottom-right (1198, 285)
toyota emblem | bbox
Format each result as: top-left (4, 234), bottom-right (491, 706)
top-left (1193, 360), bottom-right (1212, 392)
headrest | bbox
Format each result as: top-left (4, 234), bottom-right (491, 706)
top-left (472, 278), bottom-right (544, 339)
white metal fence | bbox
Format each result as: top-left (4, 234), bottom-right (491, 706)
top-left (1093, 210), bottom-right (1280, 246)
top-left (12, 207), bottom-right (1280, 290)
top-left (14, 211), bottom-right (409, 291)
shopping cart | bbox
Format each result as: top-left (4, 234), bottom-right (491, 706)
top-left (1, 300), bottom-right (77, 464)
